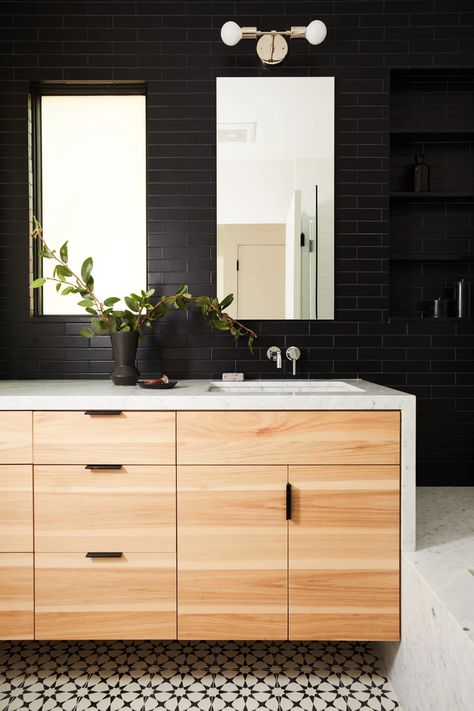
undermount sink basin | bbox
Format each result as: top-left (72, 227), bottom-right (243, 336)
top-left (206, 380), bottom-right (364, 394)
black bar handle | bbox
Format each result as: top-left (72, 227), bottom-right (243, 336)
top-left (84, 410), bottom-right (123, 416)
top-left (286, 483), bottom-right (292, 521)
top-left (86, 552), bottom-right (123, 558)
top-left (85, 464), bottom-right (123, 470)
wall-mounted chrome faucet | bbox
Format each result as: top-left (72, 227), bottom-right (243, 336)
top-left (286, 346), bottom-right (301, 376)
top-left (267, 345), bottom-right (301, 374)
top-left (266, 346), bottom-right (282, 369)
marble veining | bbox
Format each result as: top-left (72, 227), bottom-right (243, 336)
top-left (0, 378), bottom-right (412, 411)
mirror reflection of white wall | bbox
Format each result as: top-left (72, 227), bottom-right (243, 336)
top-left (217, 77), bottom-right (334, 320)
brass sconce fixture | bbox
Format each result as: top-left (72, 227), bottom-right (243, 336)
top-left (220, 20), bottom-right (327, 65)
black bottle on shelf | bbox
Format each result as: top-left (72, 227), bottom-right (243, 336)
top-left (432, 297), bottom-right (449, 318)
top-left (455, 279), bottom-right (471, 319)
top-left (413, 154), bottom-right (430, 192)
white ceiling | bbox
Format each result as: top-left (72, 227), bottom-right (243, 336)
top-left (217, 77), bottom-right (334, 161)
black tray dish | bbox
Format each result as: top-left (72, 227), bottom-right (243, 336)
top-left (138, 379), bottom-right (177, 390)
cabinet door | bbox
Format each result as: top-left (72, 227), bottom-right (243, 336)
top-left (289, 466), bottom-right (400, 641)
top-left (0, 412), bottom-right (32, 464)
top-left (35, 552), bottom-right (175, 640)
top-left (178, 466), bottom-right (288, 640)
top-left (0, 466), bottom-right (32, 552)
top-left (0, 553), bottom-right (34, 640)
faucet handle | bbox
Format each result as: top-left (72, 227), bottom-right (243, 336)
top-left (267, 346), bottom-right (282, 369)
top-left (286, 346), bottom-right (301, 376)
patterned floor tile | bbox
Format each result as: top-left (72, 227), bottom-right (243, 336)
top-left (0, 640), bottom-right (401, 711)
top-left (339, 652), bottom-right (401, 711)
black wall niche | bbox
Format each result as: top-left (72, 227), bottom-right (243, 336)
top-left (1, 1), bottom-right (474, 486)
top-left (389, 69), bottom-right (474, 318)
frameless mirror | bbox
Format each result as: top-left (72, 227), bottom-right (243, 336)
top-left (217, 77), bottom-right (334, 320)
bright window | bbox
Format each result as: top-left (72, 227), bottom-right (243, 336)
top-left (36, 93), bottom-right (147, 315)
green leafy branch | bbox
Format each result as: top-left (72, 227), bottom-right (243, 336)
top-left (30, 218), bottom-right (257, 351)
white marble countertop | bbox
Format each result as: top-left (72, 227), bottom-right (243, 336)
top-left (0, 378), bottom-right (414, 410)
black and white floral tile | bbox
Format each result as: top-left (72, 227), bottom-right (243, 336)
top-left (0, 640), bottom-right (400, 711)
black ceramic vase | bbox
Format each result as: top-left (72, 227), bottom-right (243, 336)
top-left (110, 332), bottom-right (139, 386)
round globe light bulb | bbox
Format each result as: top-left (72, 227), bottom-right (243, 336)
top-left (221, 21), bottom-right (242, 47)
top-left (305, 20), bottom-right (327, 45)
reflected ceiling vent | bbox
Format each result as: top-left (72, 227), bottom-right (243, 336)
top-left (218, 122), bottom-right (256, 143)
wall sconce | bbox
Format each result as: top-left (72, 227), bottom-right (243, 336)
top-left (220, 20), bottom-right (327, 65)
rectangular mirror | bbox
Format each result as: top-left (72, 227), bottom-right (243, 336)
top-left (217, 77), bottom-right (335, 320)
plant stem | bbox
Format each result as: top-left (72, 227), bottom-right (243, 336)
top-left (197, 298), bottom-right (257, 342)
top-left (33, 221), bottom-right (107, 319)
top-left (32, 218), bottom-right (257, 349)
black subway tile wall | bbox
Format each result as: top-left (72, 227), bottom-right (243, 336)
top-left (1, 1), bottom-right (474, 485)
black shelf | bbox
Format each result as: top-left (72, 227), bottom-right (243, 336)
top-left (390, 252), bottom-right (474, 262)
top-left (390, 191), bottom-right (474, 199)
top-left (391, 128), bottom-right (474, 136)
top-left (388, 314), bottom-right (474, 322)
top-left (389, 70), bottom-right (474, 326)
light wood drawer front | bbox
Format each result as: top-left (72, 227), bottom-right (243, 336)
top-left (0, 553), bottom-right (34, 640)
top-left (289, 466), bottom-right (400, 641)
top-left (289, 609), bottom-right (400, 642)
top-left (0, 412), bottom-right (32, 464)
top-left (178, 411), bottom-right (400, 465)
top-left (178, 466), bottom-right (288, 640)
top-left (35, 552), bottom-right (176, 640)
top-left (34, 411), bottom-right (175, 464)
top-left (35, 466), bottom-right (175, 553)
top-left (0, 466), bottom-right (33, 552)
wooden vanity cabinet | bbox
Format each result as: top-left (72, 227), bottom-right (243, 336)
top-left (0, 413), bottom-right (34, 640)
top-left (0, 407), bottom-right (401, 641)
top-left (177, 410), bottom-right (401, 642)
top-left (0, 465), bottom-right (33, 552)
top-left (0, 554), bottom-right (34, 639)
top-left (34, 465), bottom-right (175, 552)
top-left (33, 411), bottom-right (177, 640)
top-left (35, 552), bottom-right (175, 640)
top-left (33, 411), bottom-right (175, 464)
top-left (0, 412), bottom-right (32, 464)
top-left (178, 465), bottom-right (287, 639)
top-left (177, 410), bottom-right (400, 465)
top-left (289, 465), bottom-right (400, 641)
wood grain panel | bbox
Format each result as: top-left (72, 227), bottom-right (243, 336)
top-left (0, 553), bottom-right (33, 640)
top-left (33, 411), bottom-right (175, 464)
top-left (289, 611), bottom-right (400, 641)
top-left (0, 466), bottom-right (32, 552)
top-left (35, 466), bottom-right (175, 552)
top-left (289, 466), bottom-right (400, 641)
top-left (0, 412), bottom-right (32, 464)
top-left (35, 552), bottom-right (176, 639)
top-left (178, 466), bottom-right (287, 639)
top-left (177, 411), bottom-right (400, 465)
